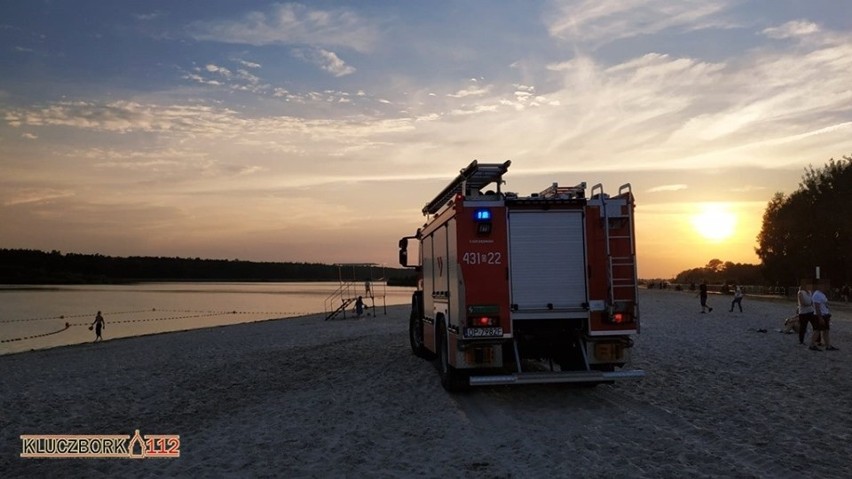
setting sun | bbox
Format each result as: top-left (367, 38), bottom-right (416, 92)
top-left (692, 204), bottom-right (737, 241)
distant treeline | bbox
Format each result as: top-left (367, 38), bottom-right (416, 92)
top-left (0, 249), bottom-right (418, 286)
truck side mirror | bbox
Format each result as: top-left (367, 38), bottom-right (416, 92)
top-left (398, 238), bottom-right (409, 267)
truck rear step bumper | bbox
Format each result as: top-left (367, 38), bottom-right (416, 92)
top-left (468, 369), bottom-right (645, 386)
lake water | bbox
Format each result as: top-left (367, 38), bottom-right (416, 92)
top-left (0, 282), bottom-right (415, 355)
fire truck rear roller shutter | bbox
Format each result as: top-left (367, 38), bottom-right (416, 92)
top-left (508, 210), bottom-right (587, 311)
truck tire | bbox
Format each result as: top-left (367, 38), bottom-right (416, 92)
top-left (437, 320), bottom-right (468, 392)
top-left (409, 311), bottom-right (436, 360)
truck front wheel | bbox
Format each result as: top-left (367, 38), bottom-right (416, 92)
top-left (409, 311), bottom-right (436, 360)
top-left (437, 320), bottom-right (468, 392)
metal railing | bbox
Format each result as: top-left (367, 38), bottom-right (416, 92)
top-left (323, 280), bottom-right (388, 320)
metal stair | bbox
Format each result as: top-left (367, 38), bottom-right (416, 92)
top-left (324, 297), bottom-right (355, 321)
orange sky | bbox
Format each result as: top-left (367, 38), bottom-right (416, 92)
top-left (636, 200), bottom-right (767, 278)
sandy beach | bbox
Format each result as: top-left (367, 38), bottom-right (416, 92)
top-left (2, 289), bottom-right (851, 478)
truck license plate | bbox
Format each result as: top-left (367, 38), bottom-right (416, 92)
top-left (464, 327), bottom-right (503, 338)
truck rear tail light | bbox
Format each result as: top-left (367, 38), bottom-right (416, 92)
top-left (608, 312), bottom-right (634, 324)
top-left (468, 316), bottom-right (497, 327)
top-left (606, 305), bottom-right (634, 324)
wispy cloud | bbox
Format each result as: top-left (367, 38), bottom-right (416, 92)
top-left (729, 185), bottom-right (767, 193)
top-left (546, 0), bottom-right (735, 46)
top-left (762, 20), bottom-right (820, 40)
top-left (235, 59), bottom-right (261, 69)
top-left (647, 184), bottom-right (688, 193)
top-left (292, 48), bottom-right (356, 77)
top-left (5, 101), bottom-right (241, 134)
top-left (3, 188), bottom-right (75, 206)
top-left (447, 85), bottom-right (491, 98)
top-left (3, 100), bottom-right (416, 172)
top-left (134, 11), bottom-right (164, 21)
top-left (187, 3), bottom-right (377, 53)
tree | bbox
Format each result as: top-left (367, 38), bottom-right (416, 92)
top-left (755, 156), bottom-right (852, 285)
top-left (673, 260), bottom-right (763, 285)
top-left (705, 258), bottom-right (724, 273)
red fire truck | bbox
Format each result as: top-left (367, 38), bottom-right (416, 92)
top-left (398, 161), bottom-right (644, 391)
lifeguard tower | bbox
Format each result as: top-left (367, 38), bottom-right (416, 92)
top-left (323, 263), bottom-right (389, 320)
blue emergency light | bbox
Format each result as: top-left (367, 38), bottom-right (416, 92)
top-left (474, 209), bottom-right (492, 221)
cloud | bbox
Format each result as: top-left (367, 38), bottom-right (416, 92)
top-left (667, 32), bottom-right (852, 147)
top-left (647, 184), bottom-right (688, 193)
top-left (236, 59), bottom-right (262, 69)
top-left (83, 147), bottom-right (213, 174)
top-left (183, 62), bottom-right (267, 92)
top-left (292, 48), bottom-right (356, 77)
top-left (187, 3), bottom-right (377, 53)
top-left (2, 100), bottom-right (417, 174)
top-left (21, 132), bottom-right (38, 140)
top-left (447, 85), bottom-right (491, 98)
top-left (4, 101), bottom-right (242, 134)
top-left (762, 20), bottom-right (820, 40)
top-left (205, 64), bottom-right (232, 77)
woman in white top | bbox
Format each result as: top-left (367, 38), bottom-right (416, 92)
top-left (797, 284), bottom-right (819, 349)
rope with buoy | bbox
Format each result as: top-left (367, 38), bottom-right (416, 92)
top-left (0, 309), bottom-right (318, 343)
top-left (0, 323), bottom-right (72, 343)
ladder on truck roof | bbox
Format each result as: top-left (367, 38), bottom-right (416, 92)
top-left (422, 160), bottom-right (511, 215)
top-left (538, 182), bottom-right (587, 199)
top-left (591, 183), bottom-right (638, 309)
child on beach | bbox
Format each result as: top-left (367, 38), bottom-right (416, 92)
top-left (699, 281), bottom-right (713, 313)
top-left (91, 311), bottom-right (105, 342)
top-left (729, 285), bottom-right (744, 312)
top-left (355, 296), bottom-right (365, 318)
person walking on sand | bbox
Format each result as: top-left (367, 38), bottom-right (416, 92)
top-left (699, 281), bottom-right (713, 313)
top-left (812, 287), bottom-right (838, 351)
top-left (91, 311), bottom-right (105, 342)
top-left (729, 285), bottom-right (744, 312)
top-left (797, 284), bottom-right (820, 350)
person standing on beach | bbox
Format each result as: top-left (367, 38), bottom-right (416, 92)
top-left (699, 281), bottom-right (713, 313)
top-left (797, 284), bottom-right (819, 349)
top-left (91, 311), bottom-right (105, 342)
top-left (729, 285), bottom-right (744, 312)
top-left (812, 287), bottom-right (838, 351)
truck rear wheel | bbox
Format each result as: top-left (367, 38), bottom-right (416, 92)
top-left (437, 320), bottom-right (468, 392)
top-left (409, 311), bottom-right (436, 360)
